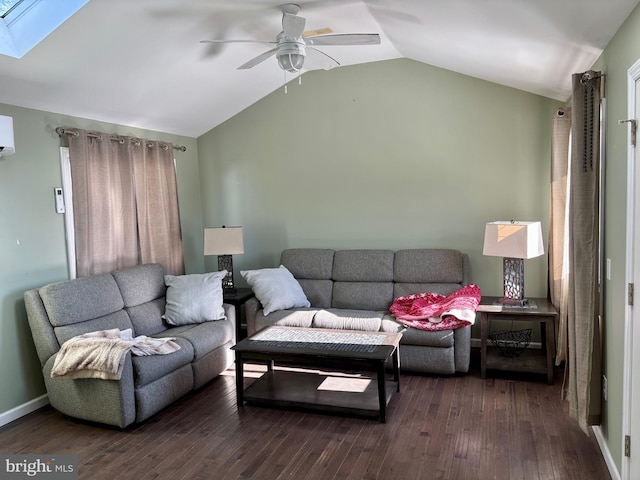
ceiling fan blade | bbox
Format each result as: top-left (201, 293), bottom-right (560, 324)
top-left (282, 12), bottom-right (306, 37)
top-left (306, 47), bottom-right (340, 70)
top-left (200, 39), bottom-right (275, 45)
top-left (237, 48), bottom-right (277, 70)
top-left (304, 33), bottom-right (381, 46)
top-left (303, 26), bottom-right (333, 37)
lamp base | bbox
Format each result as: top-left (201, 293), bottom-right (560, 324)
top-left (498, 297), bottom-right (530, 307)
top-left (217, 254), bottom-right (235, 291)
top-left (503, 257), bottom-right (525, 302)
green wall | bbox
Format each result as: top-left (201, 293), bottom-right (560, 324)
top-left (0, 103), bottom-right (202, 417)
top-left (592, 1), bottom-right (640, 472)
top-left (198, 57), bottom-right (559, 304)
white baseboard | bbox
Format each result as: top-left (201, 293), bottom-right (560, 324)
top-left (592, 425), bottom-right (621, 480)
top-left (0, 394), bottom-right (49, 428)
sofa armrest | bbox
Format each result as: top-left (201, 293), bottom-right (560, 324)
top-left (222, 303), bottom-right (236, 343)
top-left (453, 325), bottom-right (471, 372)
top-left (244, 296), bottom-right (261, 336)
top-left (43, 352), bottom-right (137, 428)
top-left (24, 289), bottom-right (60, 366)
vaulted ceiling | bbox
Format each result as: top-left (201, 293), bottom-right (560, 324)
top-left (0, 0), bottom-right (638, 137)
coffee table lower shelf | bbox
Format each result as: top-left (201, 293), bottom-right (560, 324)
top-left (242, 369), bottom-right (398, 420)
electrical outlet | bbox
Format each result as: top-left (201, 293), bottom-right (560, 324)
top-left (603, 375), bottom-right (608, 401)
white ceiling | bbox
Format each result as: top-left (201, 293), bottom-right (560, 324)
top-left (0, 0), bottom-right (638, 138)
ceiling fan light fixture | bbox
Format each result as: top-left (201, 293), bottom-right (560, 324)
top-left (276, 32), bottom-right (305, 72)
top-left (277, 52), bottom-right (304, 72)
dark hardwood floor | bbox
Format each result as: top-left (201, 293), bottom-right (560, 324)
top-left (0, 351), bottom-right (611, 480)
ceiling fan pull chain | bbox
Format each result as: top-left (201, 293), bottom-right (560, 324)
top-left (284, 70), bottom-right (288, 94)
top-left (298, 70), bottom-right (302, 85)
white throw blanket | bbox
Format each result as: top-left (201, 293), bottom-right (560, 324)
top-left (51, 328), bottom-right (180, 380)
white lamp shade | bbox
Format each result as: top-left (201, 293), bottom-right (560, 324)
top-left (204, 226), bottom-right (244, 255)
top-left (483, 221), bottom-right (544, 259)
top-left (0, 115), bottom-right (15, 156)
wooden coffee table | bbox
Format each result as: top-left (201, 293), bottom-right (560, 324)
top-left (232, 326), bottom-right (402, 423)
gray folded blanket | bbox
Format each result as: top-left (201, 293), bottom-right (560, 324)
top-left (51, 328), bottom-right (180, 380)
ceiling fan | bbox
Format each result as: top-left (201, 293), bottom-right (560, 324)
top-left (200, 3), bottom-right (381, 73)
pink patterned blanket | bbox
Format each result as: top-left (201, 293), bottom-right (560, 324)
top-left (389, 284), bottom-right (481, 331)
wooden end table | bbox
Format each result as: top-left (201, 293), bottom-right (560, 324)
top-left (223, 287), bottom-right (255, 341)
top-left (479, 296), bottom-right (558, 384)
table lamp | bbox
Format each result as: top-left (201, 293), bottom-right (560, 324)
top-left (204, 226), bottom-right (244, 291)
top-left (483, 220), bottom-right (544, 306)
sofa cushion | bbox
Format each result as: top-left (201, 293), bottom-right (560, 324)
top-left (296, 279), bottom-right (333, 309)
top-left (332, 250), bottom-right (394, 282)
top-left (162, 272), bottom-right (227, 325)
top-left (126, 298), bottom-right (167, 336)
top-left (333, 282), bottom-right (393, 311)
top-left (53, 310), bottom-right (134, 345)
top-left (380, 314), bottom-right (405, 333)
top-left (281, 248), bottom-right (335, 279)
top-left (253, 308), bottom-right (319, 332)
top-left (40, 274), bottom-right (124, 327)
top-left (394, 283), bottom-right (462, 298)
top-left (112, 263), bottom-right (166, 307)
top-left (312, 309), bottom-right (383, 332)
top-left (157, 321), bottom-right (233, 360)
top-left (132, 337), bottom-right (194, 387)
top-left (394, 249), bottom-right (465, 284)
top-left (241, 265), bottom-right (310, 315)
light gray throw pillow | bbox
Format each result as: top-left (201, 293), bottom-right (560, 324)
top-left (241, 265), bottom-right (310, 315)
top-left (162, 271), bottom-right (227, 325)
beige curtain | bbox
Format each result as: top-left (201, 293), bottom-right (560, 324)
top-left (131, 139), bottom-right (185, 275)
top-left (69, 130), bottom-right (185, 277)
top-left (550, 71), bottom-right (602, 433)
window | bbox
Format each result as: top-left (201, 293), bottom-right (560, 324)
top-left (0, 0), bottom-right (89, 58)
top-left (60, 131), bottom-right (185, 278)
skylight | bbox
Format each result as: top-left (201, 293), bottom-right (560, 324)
top-left (0, 0), bottom-right (89, 58)
top-left (0, 0), bottom-right (23, 18)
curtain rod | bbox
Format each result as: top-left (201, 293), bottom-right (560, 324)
top-left (55, 127), bottom-right (187, 152)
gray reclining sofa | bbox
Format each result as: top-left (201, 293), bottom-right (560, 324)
top-left (245, 248), bottom-right (472, 375)
top-left (24, 263), bottom-right (235, 428)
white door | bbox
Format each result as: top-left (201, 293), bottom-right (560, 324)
top-left (623, 58), bottom-right (640, 480)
